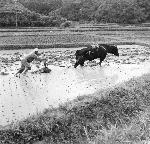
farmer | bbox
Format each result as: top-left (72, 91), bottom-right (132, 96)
top-left (15, 48), bottom-right (46, 76)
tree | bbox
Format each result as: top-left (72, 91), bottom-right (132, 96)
top-left (60, 3), bottom-right (81, 21)
top-left (19, 0), bottom-right (62, 16)
top-left (136, 0), bottom-right (150, 21)
top-left (95, 0), bottom-right (147, 24)
top-left (79, 0), bottom-right (97, 21)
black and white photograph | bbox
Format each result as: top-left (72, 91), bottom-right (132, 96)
top-left (0, 0), bottom-right (150, 143)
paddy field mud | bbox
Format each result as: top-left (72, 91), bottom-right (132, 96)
top-left (0, 45), bottom-right (150, 127)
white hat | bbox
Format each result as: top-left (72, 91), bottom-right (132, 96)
top-left (33, 48), bottom-right (39, 52)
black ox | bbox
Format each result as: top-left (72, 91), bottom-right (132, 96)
top-left (74, 44), bottom-right (119, 68)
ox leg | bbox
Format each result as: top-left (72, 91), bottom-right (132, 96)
top-left (99, 55), bottom-right (106, 67)
top-left (99, 58), bottom-right (103, 67)
top-left (99, 61), bottom-right (102, 67)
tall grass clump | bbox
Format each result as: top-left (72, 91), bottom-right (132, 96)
top-left (1, 74), bottom-right (150, 143)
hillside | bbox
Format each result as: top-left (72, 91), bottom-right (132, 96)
top-left (59, 0), bottom-right (150, 23)
top-left (0, 0), bottom-right (12, 8)
top-left (0, 1), bottom-right (31, 13)
top-left (19, 0), bottom-right (62, 15)
top-left (0, 0), bottom-right (66, 27)
top-left (0, 1), bottom-right (40, 27)
top-left (0, 0), bottom-right (150, 27)
top-left (0, 0), bottom-right (63, 15)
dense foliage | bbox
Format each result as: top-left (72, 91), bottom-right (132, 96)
top-left (19, 0), bottom-right (62, 16)
top-left (60, 0), bottom-right (150, 24)
top-left (0, 12), bottom-right (66, 27)
top-left (0, 0), bottom-right (150, 27)
top-left (0, 0), bottom-right (64, 27)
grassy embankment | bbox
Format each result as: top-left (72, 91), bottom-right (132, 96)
top-left (1, 73), bottom-right (150, 143)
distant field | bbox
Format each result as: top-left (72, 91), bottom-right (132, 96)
top-left (0, 24), bottom-right (150, 50)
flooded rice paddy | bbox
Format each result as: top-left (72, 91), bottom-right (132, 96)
top-left (0, 45), bottom-right (150, 126)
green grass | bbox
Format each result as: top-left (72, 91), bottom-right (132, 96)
top-left (1, 73), bottom-right (150, 143)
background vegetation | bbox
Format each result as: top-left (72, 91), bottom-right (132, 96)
top-left (0, 0), bottom-right (150, 27)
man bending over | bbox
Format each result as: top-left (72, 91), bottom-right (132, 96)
top-left (15, 48), bottom-right (46, 76)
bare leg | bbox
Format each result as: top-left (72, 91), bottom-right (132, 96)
top-left (22, 67), bottom-right (30, 75)
top-left (15, 67), bottom-right (25, 77)
top-left (44, 60), bottom-right (47, 68)
top-left (99, 56), bottom-right (105, 67)
top-left (22, 61), bottom-right (31, 75)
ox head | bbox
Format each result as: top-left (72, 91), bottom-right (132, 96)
top-left (74, 50), bottom-right (86, 68)
top-left (110, 45), bottom-right (119, 56)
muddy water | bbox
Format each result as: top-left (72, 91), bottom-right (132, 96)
top-left (1, 45), bottom-right (150, 126)
top-left (1, 62), bottom-right (150, 126)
